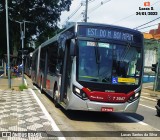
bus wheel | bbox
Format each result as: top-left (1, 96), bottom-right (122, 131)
top-left (157, 110), bottom-right (160, 117)
top-left (53, 90), bottom-right (59, 108)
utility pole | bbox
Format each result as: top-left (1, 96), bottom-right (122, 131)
top-left (5, 0), bottom-right (11, 88)
top-left (21, 25), bottom-right (24, 85)
top-left (15, 21), bottom-right (24, 84)
top-left (84, 0), bottom-right (88, 22)
top-left (15, 20), bottom-right (33, 85)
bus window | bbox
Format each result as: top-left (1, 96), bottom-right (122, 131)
top-left (78, 40), bottom-right (142, 85)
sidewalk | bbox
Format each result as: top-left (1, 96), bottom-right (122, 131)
top-left (0, 76), bottom-right (60, 140)
top-left (0, 77), bottom-right (22, 90)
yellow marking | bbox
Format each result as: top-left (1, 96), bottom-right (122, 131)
top-left (118, 78), bottom-right (135, 83)
top-left (87, 88), bottom-right (91, 91)
top-left (80, 76), bottom-right (98, 79)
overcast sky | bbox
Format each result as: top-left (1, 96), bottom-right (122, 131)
top-left (59, 0), bottom-right (160, 33)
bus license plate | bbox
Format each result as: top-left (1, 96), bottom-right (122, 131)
top-left (101, 107), bottom-right (113, 112)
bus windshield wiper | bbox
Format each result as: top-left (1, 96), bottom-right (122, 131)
top-left (94, 44), bottom-right (100, 64)
top-left (94, 44), bottom-right (100, 75)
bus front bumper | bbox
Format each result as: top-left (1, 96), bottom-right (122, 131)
top-left (67, 93), bottom-right (139, 113)
top-left (86, 99), bottom-right (139, 113)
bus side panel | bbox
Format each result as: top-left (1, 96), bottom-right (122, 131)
top-left (31, 49), bottom-right (39, 84)
top-left (44, 42), bottom-right (59, 98)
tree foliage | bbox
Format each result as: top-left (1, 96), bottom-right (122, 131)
top-left (0, 0), bottom-right (72, 58)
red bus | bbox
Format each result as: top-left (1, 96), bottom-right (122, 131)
top-left (31, 22), bottom-right (144, 112)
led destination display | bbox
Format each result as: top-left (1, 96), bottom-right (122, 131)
top-left (78, 26), bottom-right (142, 44)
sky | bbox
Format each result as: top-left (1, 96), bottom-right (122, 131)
top-left (59, 0), bottom-right (160, 33)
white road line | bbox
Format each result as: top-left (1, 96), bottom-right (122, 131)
top-left (141, 92), bottom-right (150, 95)
top-left (29, 88), bottom-right (66, 140)
top-left (143, 86), bottom-right (153, 89)
top-left (141, 96), bottom-right (157, 102)
top-left (33, 85), bottom-right (41, 94)
top-left (126, 116), bottom-right (148, 126)
top-left (24, 79), bottom-right (27, 86)
top-left (139, 104), bottom-right (156, 110)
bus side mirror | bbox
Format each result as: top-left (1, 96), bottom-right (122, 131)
top-left (70, 39), bottom-right (75, 56)
top-left (56, 67), bottom-right (60, 75)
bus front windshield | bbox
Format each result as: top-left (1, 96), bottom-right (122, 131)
top-left (78, 40), bottom-right (142, 85)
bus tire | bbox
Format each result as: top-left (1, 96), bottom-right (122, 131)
top-left (157, 110), bottom-right (160, 117)
top-left (53, 90), bottom-right (60, 108)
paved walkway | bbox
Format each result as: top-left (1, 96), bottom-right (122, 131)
top-left (0, 77), bottom-right (22, 90)
top-left (0, 76), bottom-right (60, 140)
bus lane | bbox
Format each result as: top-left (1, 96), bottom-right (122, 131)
top-left (32, 86), bottom-right (160, 140)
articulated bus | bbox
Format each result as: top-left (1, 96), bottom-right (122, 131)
top-left (31, 22), bottom-right (144, 112)
top-left (25, 52), bottom-right (33, 77)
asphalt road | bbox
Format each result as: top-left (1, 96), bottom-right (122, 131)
top-left (32, 86), bottom-right (160, 140)
top-left (0, 69), bottom-right (4, 76)
top-left (137, 98), bottom-right (160, 130)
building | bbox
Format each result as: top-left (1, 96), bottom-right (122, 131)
top-left (143, 24), bottom-right (160, 75)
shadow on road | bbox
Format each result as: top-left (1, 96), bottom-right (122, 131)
top-left (33, 83), bottom-right (145, 124)
top-left (60, 108), bottom-right (144, 123)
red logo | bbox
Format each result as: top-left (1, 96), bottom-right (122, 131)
top-left (144, 2), bottom-right (150, 6)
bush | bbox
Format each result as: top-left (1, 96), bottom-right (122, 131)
top-left (19, 84), bottom-right (28, 91)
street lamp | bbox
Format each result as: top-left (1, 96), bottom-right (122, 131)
top-left (5, 0), bottom-right (11, 88)
top-left (15, 20), bottom-right (33, 85)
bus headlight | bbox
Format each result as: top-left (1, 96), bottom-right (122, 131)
top-left (75, 87), bottom-right (80, 94)
top-left (73, 86), bottom-right (88, 100)
top-left (128, 92), bottom-right (140, 103)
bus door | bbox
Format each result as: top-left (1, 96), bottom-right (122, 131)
top-left (60, 40), bottom-right (72, 103)
top-left (43, 49), bottom-right (48, 90)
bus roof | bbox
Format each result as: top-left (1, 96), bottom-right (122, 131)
top-left (34, 22), bottom-right (143, 52)
top-left (67, 22), bottom-right (142, 35)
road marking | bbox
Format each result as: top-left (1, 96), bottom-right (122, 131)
top-left (29, 88), bottom-right (66, 140)
top-left (143, 86), bottom-right (153, 89)
top-left (141, 96), bottom-right (157, 102)
top-left (24, 79), bottom-right (27, 86)
top-left (33, 85), bottom-right (41, 94)
top-left (141, 92), bottom-right (150, 95)
top-left (139, 104), bottom-right (156, 110)
top-left (126, 116), bottom-right (148, 126)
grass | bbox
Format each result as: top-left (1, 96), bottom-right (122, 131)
top-left (19, 84), bottom-right (28, 91)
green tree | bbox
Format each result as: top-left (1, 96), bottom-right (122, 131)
top-left (0, 0), bottom-right (72, 58)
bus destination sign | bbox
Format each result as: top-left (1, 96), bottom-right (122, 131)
top-left (78, 26), bottom-right (136, 42)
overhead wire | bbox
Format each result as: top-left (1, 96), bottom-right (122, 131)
top-left (88, 0), bottom-right (111, 14)
top-left (112, 0), bottom-right (160, 24)
top-left (73, 0), bottom-right (100, 22)
top-left (89, 0), bottom-right (97, 3)
top-left (134, 17), bottom-right (160, 30)
top-left (70, 0), bottom-right (112, 22)
top-left (136, 23), bottom-right (158, 31)
top-left (62, 3), bottom-right (83, 25)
